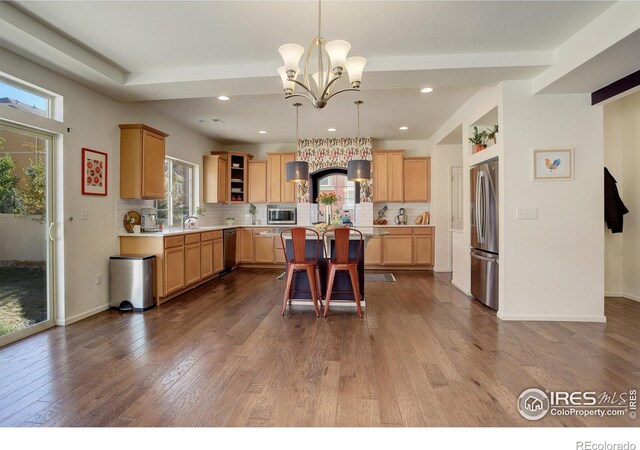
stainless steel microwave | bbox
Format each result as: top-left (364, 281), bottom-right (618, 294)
top-left (267, 205), bottom-right (297, 225)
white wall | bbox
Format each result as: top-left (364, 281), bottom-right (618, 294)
top-left (499, 80), bottom-right (604, 321)
top-left (432, 144), bottom-right (463, 272)
top-left (604, 91), bottom-right (640, 302)
top-left (0, 47), bottom-right (218, 324)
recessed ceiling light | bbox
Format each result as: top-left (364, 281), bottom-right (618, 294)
top-left (217, 95), bottom-right (230, 101)
top-left (399, 126), bottom-right (409, 131)
top-left (258, 130), bottom-right (267, 134)
top-left (328, 128), bottom-right (336, 132)
top-left (420, 87), bottom-right (434, 94)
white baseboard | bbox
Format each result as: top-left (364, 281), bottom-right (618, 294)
top-left (451, 279), bottom-right (470, 295)
top-left (56, 303), bottom-right (110, 326)
top-left (433, 266), bottom-right (451, 273)
top-left (497, 311), bottom-right (607, 323)
top-left (605, 291), bottom-right (640, 302)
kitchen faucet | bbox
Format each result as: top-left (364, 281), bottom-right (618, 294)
top-left (183, 214), bottom-right (199, 229)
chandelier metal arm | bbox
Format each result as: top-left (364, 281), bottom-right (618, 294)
top-left (284, 92), bottom-right (318, 104)
top-left (324, 87), bottom-right (360, 102)
top-left (318, 74), bottom-right (343, 100)
top-left (288, 78), bottom-right (320, 100)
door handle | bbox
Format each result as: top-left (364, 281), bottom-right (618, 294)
top-left (48, 222), bottom-right (54, 242)
top-left (470, 252), bottom-right (498, 263)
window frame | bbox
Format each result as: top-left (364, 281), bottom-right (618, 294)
top-left (0, 75), bottom-right (56, 120)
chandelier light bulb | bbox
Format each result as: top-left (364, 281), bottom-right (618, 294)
top-left (278, 43), bottom-right (305, 76)
top-left (345, 56), bottom-right (367, 88)
top-left (325, 40), bottom-right (351, 75)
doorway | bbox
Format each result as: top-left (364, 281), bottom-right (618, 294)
top-left (0, 121), bottom-right (55, 346)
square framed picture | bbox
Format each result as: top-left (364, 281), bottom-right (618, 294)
top-left (82, 148), bottom-right (108, 195)
top-left (533, 149), bottom-right (573, 181)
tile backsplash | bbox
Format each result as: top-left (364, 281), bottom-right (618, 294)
top-left (374, 202), bottom-right (432, 225)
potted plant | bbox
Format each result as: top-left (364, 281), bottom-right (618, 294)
top-left (317, 191), bottom-right (340, 224)
top-left (248, 203), bottom-right (257, 225)
top-left (468, 126), bottom-right (488, 153)
top-left (486, 124), bottom-right (499, 145)
top-left (374, 204), bottom-right (388, 225)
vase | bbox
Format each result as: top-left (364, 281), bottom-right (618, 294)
top-left (325, 204), bottom-right (332, 224)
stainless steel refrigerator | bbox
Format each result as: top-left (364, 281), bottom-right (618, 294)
top-left (470, 158), bottom-right (499, 310)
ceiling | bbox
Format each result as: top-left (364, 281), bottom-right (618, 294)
top-left (1, 1), bottom-right (623, 144)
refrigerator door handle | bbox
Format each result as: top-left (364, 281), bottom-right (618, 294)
top-left (476, 171), bottom-right (485, 243)
top-left (470, 252), bottom-right (499, 263)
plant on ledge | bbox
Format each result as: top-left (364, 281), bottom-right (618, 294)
top-left (468, 126), bottom-right (488, 152)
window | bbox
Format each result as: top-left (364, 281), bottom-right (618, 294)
top-left (0, 80), bottom-right (50, 119)
top-left (156, 157), bottom-right (195, 228)
top-left (317, 173), bottom-right (356, 222)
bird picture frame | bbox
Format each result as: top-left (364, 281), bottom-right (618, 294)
top-left (533, 148), bottom-right (574, 181)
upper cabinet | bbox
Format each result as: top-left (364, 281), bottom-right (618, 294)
top-left (373, 150), bottom-right (404, 202)
top-left (203, 152), bottom-right (253, 204)
top-left (267, 153), bottom-right (296, 203)
top-left (403, 157), bottom-right (431, 202)
top-left (248, 160), bottom-right (267, 204)
top-left (119, 124), bottom-right (168, 199)
top-left (203, 154), bottom-right (228, 203)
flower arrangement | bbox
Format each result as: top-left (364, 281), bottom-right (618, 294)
top-left (248, 204), bottom-right (257, 216)
top-left (317, 191), bottom-right (340, 206)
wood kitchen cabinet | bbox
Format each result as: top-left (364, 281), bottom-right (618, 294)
top-left (184, 233), bottom-right (201, 286)
top-left (236, 228), bottom-right (254, 262)
top-left (267, 153), bottom-right (296, 203)
top-left (213, 237), bottom-right (224, 273)
top-left (254, 233), bottom-right (275, 263)
top-left (204, 152), bottom-right (253, 203)
top-left (364, 236), bottom-right (382, 266)
top-left (203, 154), bottom-right (228, 203)
top-left (119, 124), bottom-right (168, 199)
top-left (413, 228), bottom-right (434, 265)
top-left (248, 160), bottom-right (267, 203)
top-left (200, 239), bottom-right (213, 279)
top-left (403, 157), bottom-right (431, 202)
top-left (373, 150), bottom-right (404, 202)
top-left (164, 236), bottom-right (185, 295)
top-left (364, 227), bottom-right (435, 268)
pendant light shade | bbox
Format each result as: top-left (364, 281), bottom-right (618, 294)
top-left (348, 100), bottom-right (371, 182)
top-left (286, 161), bottom-right (309, 182)
top-left (347, 159), bottom-right (370, 182)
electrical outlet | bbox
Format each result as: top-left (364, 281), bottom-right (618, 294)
top-left (81, 209), bottom-right (88, 220)
top-left (516, 208), bottom-right (538, 220)
top-left (95, 273), bottom-right (102, 285)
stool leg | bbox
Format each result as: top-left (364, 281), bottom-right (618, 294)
top-left (324, 265), bottom-right (336, 317)
top-left (348, 266), bottom-right (363, 318)
top-left (315, 266), bottom-right (323, 303)
top-left (281, 265), bottom-right (294, 316)
top-left (307, 266), bottom-right (320, 318)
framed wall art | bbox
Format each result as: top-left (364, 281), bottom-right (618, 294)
top-left (82, 147), bottom-right (108, 195)
top-left (533, 148), bottom-right (573, 181)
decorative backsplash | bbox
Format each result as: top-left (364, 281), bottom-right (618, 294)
top-left (296, 137), bottom-right (373, 203)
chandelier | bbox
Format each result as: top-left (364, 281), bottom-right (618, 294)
top-left (277, 0), bottom-right (367, 109)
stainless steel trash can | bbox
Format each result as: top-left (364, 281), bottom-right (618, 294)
top-left (109, 255), bottom-right (155, 311)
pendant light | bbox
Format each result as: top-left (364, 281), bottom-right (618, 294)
top-left (286, 103), bottom-right (309, 182)
top-left (347, 100), bottom-right (371, 182)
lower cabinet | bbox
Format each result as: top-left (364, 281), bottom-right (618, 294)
top-left (254, 233), bottom-right (275, 263)
top-left (365, 227), bottom-right (435, 268)
top-left (237, 228), bottom-right (254, 263)
top-left (164, 246), bottom-right (185, 295)
top-left (185, 233), bottom-right (201, 286)
top-left (201, 240), bottom-right (213, 279)
top-left (213, 238), bottom-right (224, 273)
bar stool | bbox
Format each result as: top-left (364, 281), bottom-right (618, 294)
top-left (322, 228), bottom-right (364, 318)
top-left (280, 227), bottom-right (323, 317)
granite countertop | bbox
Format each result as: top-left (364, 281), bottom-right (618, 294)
top-left (259, 227), bottom-right (389, 238)
top-left (372, 224), bottom-right (435, 228)
top-left (118, 224), bottom-right (427, 237)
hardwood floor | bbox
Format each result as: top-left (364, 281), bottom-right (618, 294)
top-left (0, 269), bottom-right (639, 427)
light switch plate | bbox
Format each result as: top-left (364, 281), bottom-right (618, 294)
top-left (516, 208), bottom-right (538, 220)
top-left (81, 209), bottom-right (88, 220)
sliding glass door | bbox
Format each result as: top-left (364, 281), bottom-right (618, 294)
top-left (0, 121), bottom-right (54, 345)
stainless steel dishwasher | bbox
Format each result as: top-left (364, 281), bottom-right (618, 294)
top-left (222, 228), bottom-right (236, 275)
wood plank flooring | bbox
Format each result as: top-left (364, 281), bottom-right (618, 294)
top-left (0, 269), bottom-right (639, 427)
